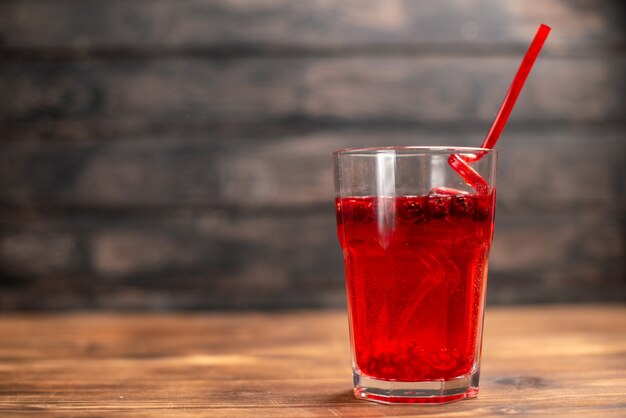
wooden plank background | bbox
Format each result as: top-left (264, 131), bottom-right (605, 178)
top-left (1, 0), bottom-right (625, 310)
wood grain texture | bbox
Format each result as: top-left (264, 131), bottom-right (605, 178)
top-left (0, 306), bottom-right (625, 416)
top-left (1, 124), bottom-right (625, 309)
top-left (0, 0), bottom-right (624, 309)
top-left (1, 210), bottom-right (623, 310)
top-left (2, 57), bottom-right (624, 125)
top-left (0, 0), bottom-right (623, 53)
top-left (2, 127), bottom-right (624, 210)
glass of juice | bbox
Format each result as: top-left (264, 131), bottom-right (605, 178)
top-left (333, 146), bottom-right (497, 404)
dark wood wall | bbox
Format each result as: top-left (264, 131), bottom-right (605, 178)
top-left (1, 0), bottom-right (624, 310)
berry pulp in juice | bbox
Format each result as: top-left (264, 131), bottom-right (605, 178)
top-left (336, 192), bottom-right (495, 381)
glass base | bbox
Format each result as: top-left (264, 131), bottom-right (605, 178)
top-left (353, 368), bottom-right (480, 404)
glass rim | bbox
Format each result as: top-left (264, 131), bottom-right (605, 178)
top-left (333, 146), bottom-right (496, 157)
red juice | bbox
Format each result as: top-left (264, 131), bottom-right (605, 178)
top-left (336, 191), bottom-right (495, 382)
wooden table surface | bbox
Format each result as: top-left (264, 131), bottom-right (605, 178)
top-left (1, 305), bottom-right (625, 417)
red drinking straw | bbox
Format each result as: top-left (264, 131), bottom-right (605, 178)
top-left (448, 154), bottom-right (490, 194)
top-left (481, 23), bottom-right (551, 149)
top-left (449, 24), bottom-right (551, 191)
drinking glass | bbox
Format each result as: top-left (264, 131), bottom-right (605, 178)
top-left (333, 146), bottom-right (497, 404)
